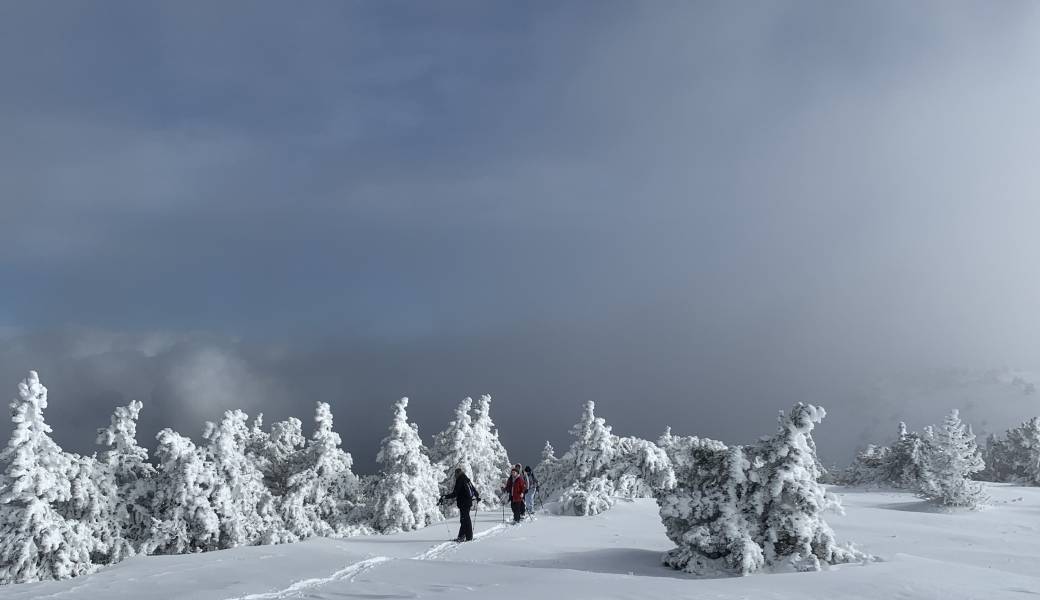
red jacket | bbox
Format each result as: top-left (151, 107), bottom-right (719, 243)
top-left (508, 474), bottom-right (527, 503)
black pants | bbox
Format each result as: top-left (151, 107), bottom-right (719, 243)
top-left (457, 506), bottom-right (473, 541)
top-left (511, 501), bottom-right (525, 522)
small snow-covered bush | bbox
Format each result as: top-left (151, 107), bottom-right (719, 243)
top-left (556, 477), bottom-right (616, 516)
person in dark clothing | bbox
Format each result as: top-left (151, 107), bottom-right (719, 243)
top-left (441, 468), bottom-right (480, 542)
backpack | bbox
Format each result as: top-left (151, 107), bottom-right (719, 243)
top-left (468, 482), bottom-right (481, 502)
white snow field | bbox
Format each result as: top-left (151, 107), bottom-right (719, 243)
top-left (2, 484), bottom-right (1037, 600)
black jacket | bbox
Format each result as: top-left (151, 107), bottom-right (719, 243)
top-left (445, 474), bottom-right (480, 509)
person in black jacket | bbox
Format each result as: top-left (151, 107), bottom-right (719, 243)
top-left (441, 468), bottom-right (480, 542)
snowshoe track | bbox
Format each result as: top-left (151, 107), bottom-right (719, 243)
top-left (223, 522), bottom-right (509, 599)
top-left (228, 556), bottom-right (391, 600)
top-left (416, 523), bottom-right (508, 561)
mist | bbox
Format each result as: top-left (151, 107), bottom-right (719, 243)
top-left (2, 1), bottom-right (1040, 471)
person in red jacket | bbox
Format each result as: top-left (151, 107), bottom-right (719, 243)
top-left (505, 466), bottom-right (527, 523)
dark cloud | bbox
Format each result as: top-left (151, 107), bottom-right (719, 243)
top-left (3, 2), bottom-right (1040, 469)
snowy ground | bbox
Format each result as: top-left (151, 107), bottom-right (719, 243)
top-left (3, 484), bottom-right (1038, 599)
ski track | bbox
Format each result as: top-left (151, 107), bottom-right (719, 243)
top-left (223, 521), bottom-right (511, 600)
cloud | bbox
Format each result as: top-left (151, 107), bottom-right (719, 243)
top-left (2, 3), bottom-right (1040, 469)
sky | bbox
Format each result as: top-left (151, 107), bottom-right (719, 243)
top-left (2, 1), bottom-right (1040, 471)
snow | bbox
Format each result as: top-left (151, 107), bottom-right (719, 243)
top-left (2, 483), bottom-right (1037, 599)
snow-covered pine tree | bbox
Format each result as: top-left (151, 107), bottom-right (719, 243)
top-left (657, 426), bottom-right (674, 450)
top-left (980, 432), bottom-right (1010, 482)
top-left (62, 452), bottom-right (125, 567)
top-left (430, 397), bottom-right (474, 506)
top-left (370, 398), bottom-right (441, 533)
top-left (202, 410), bottom-right (287, 547)
top-left (468, 395), bottom-right (511, 505)
top-left (147, 429), bottom-right (220, 554)
top-left (282, 403), bottom-right (364, 538)
top-left (0, 371), bottom-right (93, 584)
top-left (548, 401), bottom-right (619, 515)
top-left (545, 402), bottom-right (675, 515)
top-left (841, 444), bottom-right (891, 485)
top-left (95, 400), bottom-right (156, 557)
top-left (917, 409), bottom-right (987, 508)
top-left (885, 422), bottom-right (928, 487)
top-left (569, 401), bottom-right (617, 482)
top-left (256, 417), bottom-right (307, 497)
top-left (755, 404), bottom-right (857, 572)
top-left (534, 441), bottom-right (564, 501)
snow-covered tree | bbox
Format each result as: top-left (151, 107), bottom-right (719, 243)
top-left (609, 436), bottom-right (675, 498)
top-left (886, 423), bottom-right (928, 487)
top-left (755, 404), bottom-right (854, 571)
top-left (842, 444), bottom-right (891, 486)
top-left (467, 395), bottom-right (511, 505)
top-left (370, 398), bottom-right (442, 533)
top-left (534, 441), bottom-right (565, 500)
top-left (543, 402), bottom-right (675, 515)
top-left (0, 371), bottom-right (93, 584)
top-left (202, 410), bottom-right (287, 547)
top-left (982, 417), bottom-right (1040, 485)
top-left (656, 403), bottom-right (865, 576)
top-left (95, 400), bottom-right (156, 558)
top-left (569, 401), bottom-right (617, 482)
top-left (917, 410), bottom-right (987, 508)
top-left (281, 403), bottom-right (364, 538)
top-left (658, 439), bottom-right (762, 574)
top-left (62, 453), bottom-right (126, 567)
top-left (430, 397), bottom-right (474, 502)
top-left (254, 417), bottom-right (307, 497)
top-left (842, 422), bottom-right (927, 489)
top-left (147, 429), bottom-right (220, 554)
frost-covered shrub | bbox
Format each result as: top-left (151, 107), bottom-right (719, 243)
top-left (609, 436), bottom-right (675, 498)
top-left (0, 372), bottom-right (94, 584)
top-left (370, 398), bottom-right (442, 533)
top-left (656, 403), bottom-right (866, 576)
top-left (887, 424), bottom-right (928, 488)
top-left (539, 401), bottom-right (675, 514)
top-left (557, 476), bottom-right (615, 516)
top-left (917, 410), bottom-right (987, 508)
top-left (982, 417), bottom-right (1040, 485)
top-left (842, 443), bottom-right (892, 486)
top-left (842, 422), bottom-right (926, 489)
